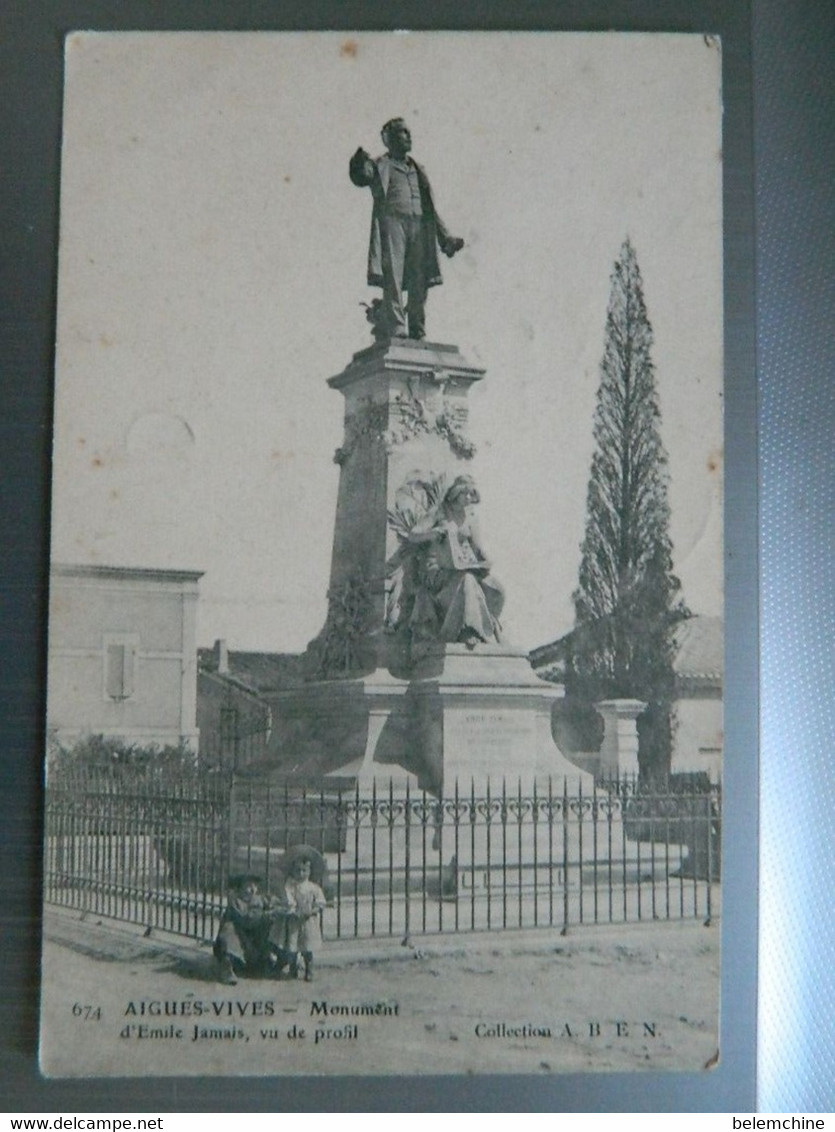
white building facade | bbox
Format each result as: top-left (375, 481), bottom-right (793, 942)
top-left (47, 563), bottom-right (203, 750)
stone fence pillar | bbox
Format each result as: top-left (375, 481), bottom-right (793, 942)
top-left (595, 699), bottom-right (647, 779)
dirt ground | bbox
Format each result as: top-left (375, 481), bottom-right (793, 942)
top-left (39, 906), bottom-right (720, 1078)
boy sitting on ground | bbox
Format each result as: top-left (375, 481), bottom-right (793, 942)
top-left (213, 873), bottom-right (284, 985)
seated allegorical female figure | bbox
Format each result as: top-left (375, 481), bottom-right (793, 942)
top-left (422, 475), bottom-right (504, 647)
top-left (387, 473), bottom-right (504, 650)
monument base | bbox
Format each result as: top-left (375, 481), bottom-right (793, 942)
top-left (260, 668), bottom-right (418, 789)
top-left (260, 644), bottom-right (591, 796)
top-left (239, 652), bottom-right (678, 898)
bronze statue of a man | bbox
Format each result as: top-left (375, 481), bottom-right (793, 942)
top-left (350, 118), bottom-right (464, 341)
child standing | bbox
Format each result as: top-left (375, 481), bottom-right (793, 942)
top-left (281, 853), bottom-right (327, 981)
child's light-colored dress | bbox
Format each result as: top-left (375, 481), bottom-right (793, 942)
top-left (282, 878), bottom-right (326, 952)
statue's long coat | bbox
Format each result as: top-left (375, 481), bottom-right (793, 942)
top-left (350, 153), bottom-right (451, 289)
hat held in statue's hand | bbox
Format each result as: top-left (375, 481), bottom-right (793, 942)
top-left (441, 235), bottom-right (464, 257)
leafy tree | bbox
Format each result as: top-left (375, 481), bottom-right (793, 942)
top-left (566, 238), bottom-right (689, 777)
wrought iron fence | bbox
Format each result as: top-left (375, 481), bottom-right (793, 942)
top-left (44, 769), bottom-right (229, 940)
top-left (44, 769), bottom-right (720, 945)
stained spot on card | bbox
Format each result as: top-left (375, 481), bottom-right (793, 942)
top-left (707, 449), bottom-right (723, 474)
top-left (283, 175), bottom-right (291, 184)
top-left (271, 449), bottom-right (295, 462)
top-left (99, 334), bottom-right (114, 348)
top-left (340, 39), bottom-right (358, 59)
top-left (50, 594), bottom-right (69, 616)
top-left (77, 437), bottom-right (86, 447)
top-left (91, 456), bottom-right (104, 468)
top-left (126, 413), bottom-right (195, 463)
top-left (73, 536), bottom-right (100, 561)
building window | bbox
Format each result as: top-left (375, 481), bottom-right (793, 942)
top-left (103, 635), bottom-right (138, 701)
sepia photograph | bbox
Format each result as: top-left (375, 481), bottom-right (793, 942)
top-left (40, 30), bottom-right (724, 1078)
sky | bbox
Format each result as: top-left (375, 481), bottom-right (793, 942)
top-left (51, 31), bottom-right (723, 653)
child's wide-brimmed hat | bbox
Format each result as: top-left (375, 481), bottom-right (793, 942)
top-left (227, 872), bottom-right (263, 889)
top-left (280, 844), bottom-right (327, 885)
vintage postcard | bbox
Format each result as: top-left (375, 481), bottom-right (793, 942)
top-left (40, 31), bottom-right (724, 1077)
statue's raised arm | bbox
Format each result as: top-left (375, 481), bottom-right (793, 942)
top-left (349, 147), bottom-right (376, 188)
top-left (349, 118), bottom-right (464, 341)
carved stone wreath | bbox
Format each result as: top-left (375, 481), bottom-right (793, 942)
top-left (333, 389), bottom-right (476, 467)
top-left (310, 572), bottom-right (374, 678)
top-left (387, 386), bottom-right (476, 459)
top-left (333, 399), bottom-right (390, 466)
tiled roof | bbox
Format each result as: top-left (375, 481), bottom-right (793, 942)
top-left (197, 649), bottom-right (306, 694)
top-left (530, 615), bottom-right (724, 682)
top-left (674, 615), bottom-right (723, 680)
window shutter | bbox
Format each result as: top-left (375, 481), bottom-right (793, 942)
top-left (105, 641), bottom-right (136, 700)
top-left (106, 644), bottom-right (125, 699)
top-left (122, 642), bottom-right (135, 698)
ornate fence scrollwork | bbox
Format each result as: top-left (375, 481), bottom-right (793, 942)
top-left (45, 770), bottom-right (720, 944)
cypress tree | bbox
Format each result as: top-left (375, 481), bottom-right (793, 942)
top-left (567, 238), bottom-right (689, 777)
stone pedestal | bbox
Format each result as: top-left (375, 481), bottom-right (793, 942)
top-left (267, 646), bottom-right (590, 796)
top-left (595, 698), bottom-right (647, 778)
top-left (265, 337), bottom-right (598, 800)
top-left (307, 338), bottom-right (485, 678)
top-left (264, 670), bottom-right (414, 785)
